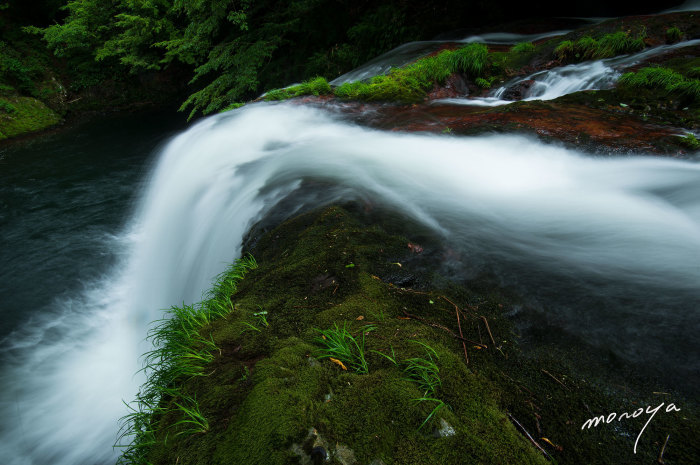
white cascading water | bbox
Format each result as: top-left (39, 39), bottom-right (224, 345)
top-left (1, 102), bottom-right (700, 464)
top-left (437, 39), bottom-right (700, 106)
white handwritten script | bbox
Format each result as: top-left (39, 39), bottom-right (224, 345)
top-left (581, 402), bottom-right (681, 453)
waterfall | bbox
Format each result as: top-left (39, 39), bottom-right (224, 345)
top-left (1, 102), bottom-right (699, 464)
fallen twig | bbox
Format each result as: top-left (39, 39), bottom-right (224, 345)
top-left (401, 309), bottom-right (487, 349)
top-left (390, 287), bottom-right (431, 295)
top-left (541, 369), bottom-right (570, 391)
top-left (442, 297), bottom-right (469, 364)
top-left (657, 434), bottom-right (670, 464)
top-left (480, 316), bottom-right (497, 347)
top-left (507, 413), bottom-right (553, 461)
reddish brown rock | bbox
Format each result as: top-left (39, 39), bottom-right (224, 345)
top-left (501, 79), bottom-right (536, 101)
top-left (427, 73), bottom-right (469, 99)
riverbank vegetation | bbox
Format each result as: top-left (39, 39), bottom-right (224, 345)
top-left (116, 255), bottom-right (257, 465)
top-left (1, 0), bottom-right (693, 141)
top-left (619, 66), bottom-right (700, 103)
top-left (553, 30), bottom-right (646, 62)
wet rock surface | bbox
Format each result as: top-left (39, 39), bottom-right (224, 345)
top-left (290, 11), bottom-right (700, 156)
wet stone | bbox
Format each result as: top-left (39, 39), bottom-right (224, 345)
top-left (433, 418), bottom-right (456, 438)
top-left (333, 444), bottom-right (357, 465)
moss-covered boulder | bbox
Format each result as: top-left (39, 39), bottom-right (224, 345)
top-left (0, 95), bottom-right (60, 140)
top-left (125, 205), bottom-right (698, 465)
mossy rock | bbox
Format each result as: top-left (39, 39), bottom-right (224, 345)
top-left (141, 206), bottom-right (699, 465)
top-left (0, 95), bottom-right (60, 140)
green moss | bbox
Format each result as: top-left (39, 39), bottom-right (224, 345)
top-left (554, 30), bottom-right (645, 62)
top-left (618, 67), bottom-right (700, 103)
top-left (210, 339), bottom-right (324, 464)
top-left (264, 76), bottom-right (332, 101)
top-left (0, 95), bottom-right (60, 139)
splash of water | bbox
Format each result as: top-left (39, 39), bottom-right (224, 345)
top-left (2, 103), bottom-right (699, 464)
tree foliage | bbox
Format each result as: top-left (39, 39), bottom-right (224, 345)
top-left (26, 0), bottom-right (438, 117)
top-left (23, 0), bottom-right (662, 118)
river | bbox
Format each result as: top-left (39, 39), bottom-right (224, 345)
top-left (2, 15), bottom-right (700, 464)
top-left (1, 102), bottom-right (699, 465)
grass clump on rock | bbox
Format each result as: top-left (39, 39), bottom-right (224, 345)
top-left (511, 42), bottom-right (535, 53)
top-left (116, 255), bottom-right (258, 465)
top-left (554, 30), bottom-right (646, 62)
top-left (314, 323), bottom-right (375, 374)
top-left (264, 77), bottom-right (332, 101)
top-left (666, 26), bottom-right (682, 43)
top-left (678, 132), bottom-right (700, 149)
top-left (335, 43), bottom-right (488, 103)
top-left (619, 66), bottom-right (700, 103)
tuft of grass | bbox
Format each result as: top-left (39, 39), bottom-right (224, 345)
top-left (414, 397), bottom-right (449, 431)
top-left (171, 393), bottom-right (210, 436)
top-left (314, 323), bottom-right (375, 374)
top-left (678, 133), bottom-right (700, 150)
top-left (666, 26), bottom-right (682, 43)
top-left (375, 340), bottom-right (448, 431)
top-left (116, 254), bottom-right (257, 465)
top-left (335, 43), bottom-right (488, 103)
top-left (475, 77), bottom-right (491, 89)
top-left (402, 341), bottom-right (441, 397)
top-left (555, 30), bottom-right (645, 62)
top-left (618, 66), bottom-right (700, 103)
top-left (401, 341), bottom-right (449, 430)
top-left (511, 42), bottom-right (535, 53)
top-left (264, 76), bottom-right (332, 101)
top-left (447, 43), bottom-right (489, 76)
